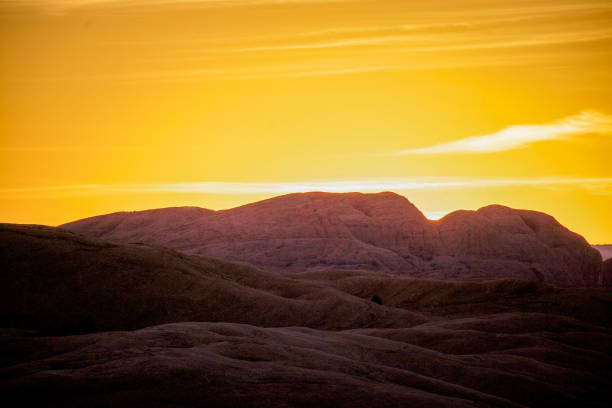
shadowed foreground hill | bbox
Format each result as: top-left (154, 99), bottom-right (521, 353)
top-left (0, 224), bottom-right (422, 334)
top-left (1, 223), bottom-right (611, 407)
top-left (2, 317), bottom-right (611, 408)
top-left (1, 223), bottom-right (609, 333)
top-left (62, 192), bottom-right (604, 287)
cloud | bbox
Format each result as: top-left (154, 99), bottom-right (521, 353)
top-left (397, 111), bottom-right (612, 155)
top-left (2, 177), bottom-right (611, 199)
top-left (0, 145), bottom-right (155, 151)
top-left (10, 64), bottom-right (400, 83)
top-left (18, 0), bottom-right (612, 17)
top-left (8, 1), bottom-right (612, 83)
top-left (231, 35), bottom-right (424, 52)
top-left (229, 27), bottom-right (612, 53)
top-left (15, 0), bottom-right (352, 14)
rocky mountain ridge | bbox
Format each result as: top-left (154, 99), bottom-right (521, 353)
top-left (61, 192), bottom-right (606, 287)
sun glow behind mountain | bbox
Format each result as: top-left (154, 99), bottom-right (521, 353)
top-left (1, 0), bottom-right (612, 242)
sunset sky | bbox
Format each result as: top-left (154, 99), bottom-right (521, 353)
top-left (1, 0), bottom-right (612, 243)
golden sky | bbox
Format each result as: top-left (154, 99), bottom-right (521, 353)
top-left (1, 0), bottom-right (612, 243)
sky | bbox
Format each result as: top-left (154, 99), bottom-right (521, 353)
top-left (1, 0), bottom-right (612, 243)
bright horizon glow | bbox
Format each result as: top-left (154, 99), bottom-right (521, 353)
top-left (2, 177), bottom-right (611, 198)
top-left (423, 211), bottom-right (450, 221)
top-left (2, 0), bottom-right (612, 243)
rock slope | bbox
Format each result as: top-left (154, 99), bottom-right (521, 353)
top-left (0, 223), bottom-right (422, 334)
top-left (2, 223), bottom-right (611, 407)
top-left (62, 192), bottom-right (604, 287)
top-left (3, 316), bottom-right (611, 408)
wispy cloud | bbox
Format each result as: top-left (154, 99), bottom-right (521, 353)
top-left (9, 64), bottom-right (400, 83)
top-left (7, 1), bottom-right (612, 83)
top-left (229, 28), bottom-right (612, 53)
top-left (397, 111), bottom-right (612, 155)
top-left (231, 35), bottom-right (423, 52)
top-left (0, 145), bottom-right (155, 152)
top-left (2, 177), bottom-right (611, 199)
top-left (16, 0), bottom-right (352, 14)
top-left (18, 0), bottom-right (612, 16)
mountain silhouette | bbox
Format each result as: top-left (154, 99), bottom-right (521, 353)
top-left (62, 192), bottom-right (604, 287)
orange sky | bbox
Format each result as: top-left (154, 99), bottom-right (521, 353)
top-left (1, 0), bottom-right (612, 243)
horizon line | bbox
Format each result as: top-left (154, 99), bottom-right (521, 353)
top-left (1, 176), bottom-right (611, 199)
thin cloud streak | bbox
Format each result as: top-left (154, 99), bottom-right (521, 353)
top-left (17, 0), bottom-right (353, 14)
top-left (2, 177), bottom-right (611, 199)
top-left (99, 9), bottom-right (612, 47)
top-left (0, 145), bottom-right (156, 152)
top-left (397, 111), bottom-right (612, 155)
top-left (232, 35), bottom-right (423, 52)
top-left (7, 2), bottom-right (612, 83)
top-left (229, 28), bottom-right (612, 53)
top-left (9, 65), bottom-right (399, 83)
top-left (18, 0), bottom-right (612, 15)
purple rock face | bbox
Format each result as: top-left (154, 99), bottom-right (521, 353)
top-left (61, 192), bottom-right (605, 287)
top-left (435, 205), bottom-right (603, 287)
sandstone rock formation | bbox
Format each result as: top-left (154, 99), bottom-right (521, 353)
top-left (61, 192), bottom-right (604, 287)
top-left (0, 224), bottom-right (612, 408)
top-left (3, 315), bottom-right (611, 408)
top-left (2, 223), bottom-right (611, 407)
top-left (433, 204), bottom-right (603, 286)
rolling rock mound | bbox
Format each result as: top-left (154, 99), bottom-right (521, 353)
top-left (62, 192), bottom-right (604, 287)
top-left (2, 222), bottom-right (609, 335)
top-left (2, 317), bottom-right (611, 408)
top-left (0, 223), bottom-right (424, 335)
top-left (1, 223), bottom-right (612, 407)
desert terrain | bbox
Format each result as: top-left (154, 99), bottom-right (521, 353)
top-left (62, 192), bottom-right (606, 287)
top-left (4, 0), bottom-right (612, 406)
top-left (1, 206), bottom-right (611, 407)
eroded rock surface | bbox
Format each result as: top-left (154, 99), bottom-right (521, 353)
top-left (2, 223), bottom-right (611, 407)
top-left (62, 192), bottom-right (604, 287)
top-left (2, 312), bottom-right (610, 408)
top-left (0, 223), bottom-right (423, 334)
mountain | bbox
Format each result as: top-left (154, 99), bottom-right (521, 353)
top-left (62, 192), bottom-right (604, 287)
top-left (5, 222), bottom-right (608, 335)
top-left (1, 223), bottom-right (611, 408)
